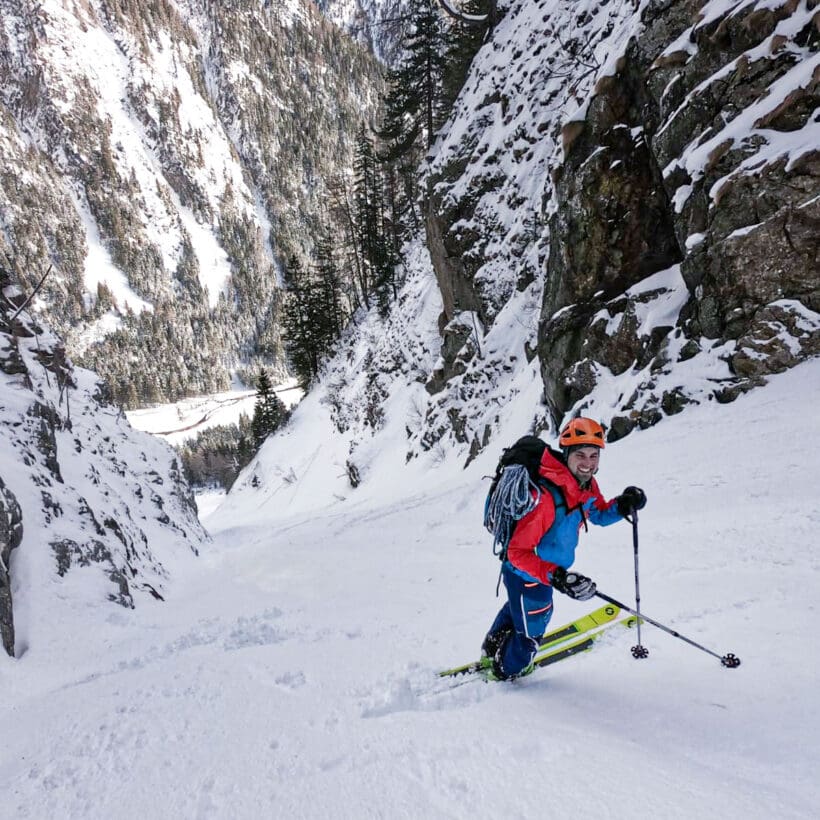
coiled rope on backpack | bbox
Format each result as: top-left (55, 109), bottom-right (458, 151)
top-left (483, 464), bottom-right (541, 559)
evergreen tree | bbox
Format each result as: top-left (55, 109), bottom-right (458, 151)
top-left (281, 255), bottom-right (314, 388)
top-left (374, 1), bottom-right (448, 268)
top-left (327, 173), bottom-right (369, 312)
top-left (441, 0), bottom-right (493, 110)
top-left (177, 414), bottom-right (255, 490)
top-left (251, 369), bottom-right (287, 448)
top-left (281, 255), bottom-right (330, 388)
top-left (314, 232), bottom-right (347, 337)
top-left (352, 126), bottom-right (399, 317)
top-left (379, 0), bottom-right (448, 158)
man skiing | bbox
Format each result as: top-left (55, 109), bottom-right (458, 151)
top-left (481, 417), bottom-right (646, 680)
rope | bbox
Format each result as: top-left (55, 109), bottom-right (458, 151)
top-left (484, 464), bottom-right (540, 556)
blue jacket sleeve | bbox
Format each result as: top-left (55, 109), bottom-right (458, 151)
top-left (585, 496), bottom-right (623, 527)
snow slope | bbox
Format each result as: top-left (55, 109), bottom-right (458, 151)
top-left (1, 354), bottom-right (818, 818)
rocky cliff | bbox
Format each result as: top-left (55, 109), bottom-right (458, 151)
top-left (424, 0), bottom-right (819, 450)
top-left (0, 262), bottom-right (206, 656)
top-left (541, 0), bottom-right (819, 437)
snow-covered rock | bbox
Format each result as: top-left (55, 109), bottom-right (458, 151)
top-left (423, 0), bottom-right (819, 451)
top-left (0, 263), bottom-right (206, 656)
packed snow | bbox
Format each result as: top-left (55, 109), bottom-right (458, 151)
top-left (2, 356), bottom-right (819, 819)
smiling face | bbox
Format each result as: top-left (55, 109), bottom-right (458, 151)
top-left (566, 446), bottom-right (601, 485)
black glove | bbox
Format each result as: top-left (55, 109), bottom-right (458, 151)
top-left (616, 486), bottom-right (647, 516)
top-left (550, 566), bottom-right (596, 601)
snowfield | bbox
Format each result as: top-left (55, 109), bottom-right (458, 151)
top-left (2, 358), bottom-right (819, 819)
top-left (125, 378), bottom-right (303, 447)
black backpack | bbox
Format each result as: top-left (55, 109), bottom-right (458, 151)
top-left (483, 435), bottom-right (552, 559)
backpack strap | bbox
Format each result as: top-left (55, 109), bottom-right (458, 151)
top-left (540, 477), bottom-right (589, 531)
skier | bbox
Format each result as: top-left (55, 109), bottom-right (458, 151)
top-left (481, 417), bottom-right (646, 680)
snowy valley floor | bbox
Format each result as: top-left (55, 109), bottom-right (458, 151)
top-left (2, 361), bottom-right (820, 819)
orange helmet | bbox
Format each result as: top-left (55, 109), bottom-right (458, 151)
top-left (559, 417), bottom-right (606, 449)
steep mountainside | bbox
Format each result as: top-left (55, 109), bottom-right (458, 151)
top-left (318, 0), bottom-right (410, 65)
top-left (244, 0), bottom-right (819, 493)
top-left (423, 0), bottom-right (819, 449)
top-left (0, 262), bottom-right (206, 656)
top-left (0, 0), bottom-right (383, 407)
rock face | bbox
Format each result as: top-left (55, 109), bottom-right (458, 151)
top-left (0, 263), bottom-right (207, 656)
top-left (539, 0), bottom-right (820, 436)
top-left (424, 0), bottom-right (819, 453)
top-left (0, 478), bottom-right (23, 656)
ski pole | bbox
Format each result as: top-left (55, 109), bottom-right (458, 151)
top-left (594, 590), bottom-right (741, 668)
top-left (630, 510), bottom-right (648, 659)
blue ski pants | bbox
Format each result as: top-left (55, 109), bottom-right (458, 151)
top-left (486, 563), bottom-right (554, 676)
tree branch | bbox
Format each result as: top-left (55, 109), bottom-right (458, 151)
top-left (436, 0), bottom-right (494, 27)
top-left (10, 264), bottom-right (53, 325)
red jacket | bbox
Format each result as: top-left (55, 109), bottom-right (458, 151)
top-left (506, 448), bottom-right (621, 584)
